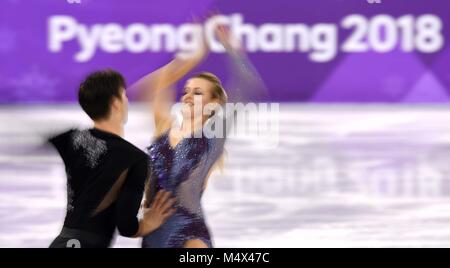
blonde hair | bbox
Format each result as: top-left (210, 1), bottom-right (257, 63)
top-left (191, 72), bottom-right (227, 173)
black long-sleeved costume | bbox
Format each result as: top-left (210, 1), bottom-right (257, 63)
top-left (49, 128), bottom-right (148, 247)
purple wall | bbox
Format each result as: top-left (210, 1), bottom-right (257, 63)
top-left (0, 0), bottom-right (449, 103)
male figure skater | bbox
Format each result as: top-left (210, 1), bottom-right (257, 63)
top-left (49, 70), bottom-right (176, 248)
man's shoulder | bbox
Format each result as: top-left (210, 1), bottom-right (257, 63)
top-left (109, 137), bottom-right (147, 160)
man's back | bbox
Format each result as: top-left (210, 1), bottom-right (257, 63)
top-left (49, 128), bottom-right (148, 247)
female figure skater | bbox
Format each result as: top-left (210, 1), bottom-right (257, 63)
top-left (137, 26), bottom-right (266, 248)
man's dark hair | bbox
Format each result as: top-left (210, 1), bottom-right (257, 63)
top-left (78, 69), bottom-right (126, 121)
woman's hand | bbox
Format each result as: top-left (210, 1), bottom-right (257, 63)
top-left (175, 15), bottom-right (210, 61)
top-left (215, 24), bottom-right (242, 52)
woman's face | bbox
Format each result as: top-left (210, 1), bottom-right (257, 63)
top-left (181, 78), bottom-right (216, 119)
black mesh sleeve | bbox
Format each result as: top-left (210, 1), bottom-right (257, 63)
top-left (115, 157), bottom-right (148, 237)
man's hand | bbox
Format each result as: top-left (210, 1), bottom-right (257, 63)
top-left (135, 190), bottom-right (176, 237)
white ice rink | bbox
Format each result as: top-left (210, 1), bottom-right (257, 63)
top-left (1, 104), bottom-right (450, 247)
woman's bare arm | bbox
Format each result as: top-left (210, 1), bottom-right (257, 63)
top-left (131, 44), bottom-right (208, 137)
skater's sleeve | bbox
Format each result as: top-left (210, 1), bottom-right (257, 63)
top-left (218, 48), bottom-right (268, 140)
top-left (48, 129), bottom-right (75, 165)
top-left (225, 49), bottom-right (267, 104)
top-left (115, 156), bottom-right (148, 237)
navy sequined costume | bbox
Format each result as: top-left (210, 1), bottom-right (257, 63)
top-left (142, 50), bottom-right (265, 248)
top-left (141, 128), bottom-right (225, 248)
